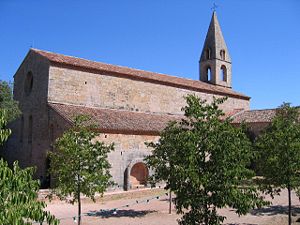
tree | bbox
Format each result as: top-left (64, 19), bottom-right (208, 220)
top-left (0, 159), bottom-right (59, 225)
top-left (0, 110), bottom-right (11, 144)
top-left (0, 110), bottom-right (58, 225)
top-left (0, 80), bottom-right (21, 122)
top-left (256, 103), bottom-right (300, 225)
top-left (145, 95), bottom-right (267, 225)
top-left (49, 115), bottom-right (114, 225)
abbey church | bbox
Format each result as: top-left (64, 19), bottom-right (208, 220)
top-left (1, 12), bottom-right (275, 189)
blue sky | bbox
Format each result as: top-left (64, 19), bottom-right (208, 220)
top-left (0, 0), bottom-right (299, 109)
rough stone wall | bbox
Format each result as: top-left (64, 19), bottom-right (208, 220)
top-left (47, 108), bottom-right (72, 187)
top-left (1, 52), bottom-right (51, 180)
top-left (48, 109), bottom-right (158, 189)
top-left (48, 66), bottom-right (249, 115)
top-left (95, 133), bottom-right (159, 190)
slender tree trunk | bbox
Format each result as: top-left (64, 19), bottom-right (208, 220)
top-left (288, 184), bottom-right (292, 225)
top-left (78, 191), bottom-right (81, 225)
top-left (77, 176), bottom-right (81, 225)
top-left (169, 189), bottom-right (172, 214)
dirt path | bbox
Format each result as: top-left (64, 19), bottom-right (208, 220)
top-left (44, 188), bottom-right (300, 225)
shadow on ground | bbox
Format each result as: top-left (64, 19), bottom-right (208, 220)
top-left (87, 209), bottom-right (156, 218)
top-left (251, 205), bottom-right (300, 216)
top-left (225, 223), bottom-right (258, 225)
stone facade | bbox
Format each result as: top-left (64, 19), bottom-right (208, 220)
top-left (1, 12), bottom-right (257, 190)
top-left (47, 106), bottom-right (160, 189)
top-left (95, 133), bottom-right (159, 190)
top-left (2, 52), bottom-right (51, 178)
top-left (48, 66), bottom-right (249, 116)
top-left (2, 49), bottom-right (250, 189)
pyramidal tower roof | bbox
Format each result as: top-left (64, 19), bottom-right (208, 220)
top-left (200, 11), bottom-right (231, 62)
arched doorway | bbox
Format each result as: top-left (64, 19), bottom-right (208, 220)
top-left (130, 162), bottom-right (148, 187)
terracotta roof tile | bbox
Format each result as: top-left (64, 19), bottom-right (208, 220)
top-left (231, 109), bottom-right (277, 123)
top-left (49, 103), bottom-right (244, 134)
top-left (31, 48), bottom-right (250, 100)
top-left (49, 103), bottom-right (183, 135)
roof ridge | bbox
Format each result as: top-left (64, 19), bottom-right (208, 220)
top-left (30, 48), bottom-right (250, 100)
top-left (32, 48), bottom-right (193, 81)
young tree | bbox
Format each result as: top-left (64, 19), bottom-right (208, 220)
top-left (0, 110), bottom-right (58, 225)
top-left (146, 95), bottom-right (267, 225)
top-left (0, 80), bottom-right (21, 122)
top-left (0, 159), bottom-right (59, 225)
top-left (256, 103), bottom-right (300, 225)
top-left (49, 115), bottom-right (114, 225)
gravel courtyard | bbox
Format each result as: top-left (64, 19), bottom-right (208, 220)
top-left (44, 188), bottom-right (300, 225)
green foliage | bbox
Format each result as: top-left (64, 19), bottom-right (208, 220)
top-left (0, 110), bottom-right (11, 145)
top-left (49, 115), bottom-right (114, 224)
top-left (0, 159), bottom-right (58, 225)
top-left (0, 109), bottom-right (58, 224)
top-left (256, 103), bottom-right (300, 191)
top-left (146, 95), bottom-right (267, 225)
top-left (0, 80), bottom-right (21, 122)
top-left (255, 103), bottom-right (300, 225)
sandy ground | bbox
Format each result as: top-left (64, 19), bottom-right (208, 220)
top-left (43, 188), bottom-right (300, 225)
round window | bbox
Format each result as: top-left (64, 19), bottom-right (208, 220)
top-left (24, 71), bottom-right (33, 96)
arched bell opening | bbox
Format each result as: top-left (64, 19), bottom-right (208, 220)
top-left (220, 65), bottom-right (227, 82)
top-left (207, 66), bottom-right (212, 82)
top-left (205, 48), bottom-right (211, 60)
top-left (220, 49), bottom-right (226, 61)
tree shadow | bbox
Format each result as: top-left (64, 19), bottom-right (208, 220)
top-left (225, 223), bottom-right (258, 225)
top-left (87, 209), bottom-right (156, 218)
top-left (251, 205), bottom-right (300, 216)
top-left (160, 198), bottom-right (174, 202)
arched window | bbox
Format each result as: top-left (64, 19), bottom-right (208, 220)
top-left (207, 67), bottom-right (211, 82)
top-left (28, 115), bottom-right (33, 144)
top-left (220, 65), bottom-right (227, 82)
top-left (220, 50), bottom-right (225, 60)
top-left (205, 48), bottom-right (211, 60)
top-left (24, 71), bottom-right (33, 96)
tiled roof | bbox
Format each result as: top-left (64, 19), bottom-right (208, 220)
top-left (231, 109), bottom-right (277, 123)
top-left (49, 103), bottom-right (242, 134)
top-left (31, 49), bottom-right (250, 100)
top-left (48, 103), bottom-right (183, 135)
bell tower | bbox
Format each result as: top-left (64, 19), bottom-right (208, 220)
top-left (199, 11), bottom-right (232, 88)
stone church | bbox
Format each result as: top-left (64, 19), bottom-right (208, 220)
top-left (1, 12), bottom-right (275, 189)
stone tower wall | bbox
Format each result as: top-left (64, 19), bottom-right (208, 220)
top-left (200, 60), bottom-right (232, 87)
top-left (199, 12), bottom-right (232, 88)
